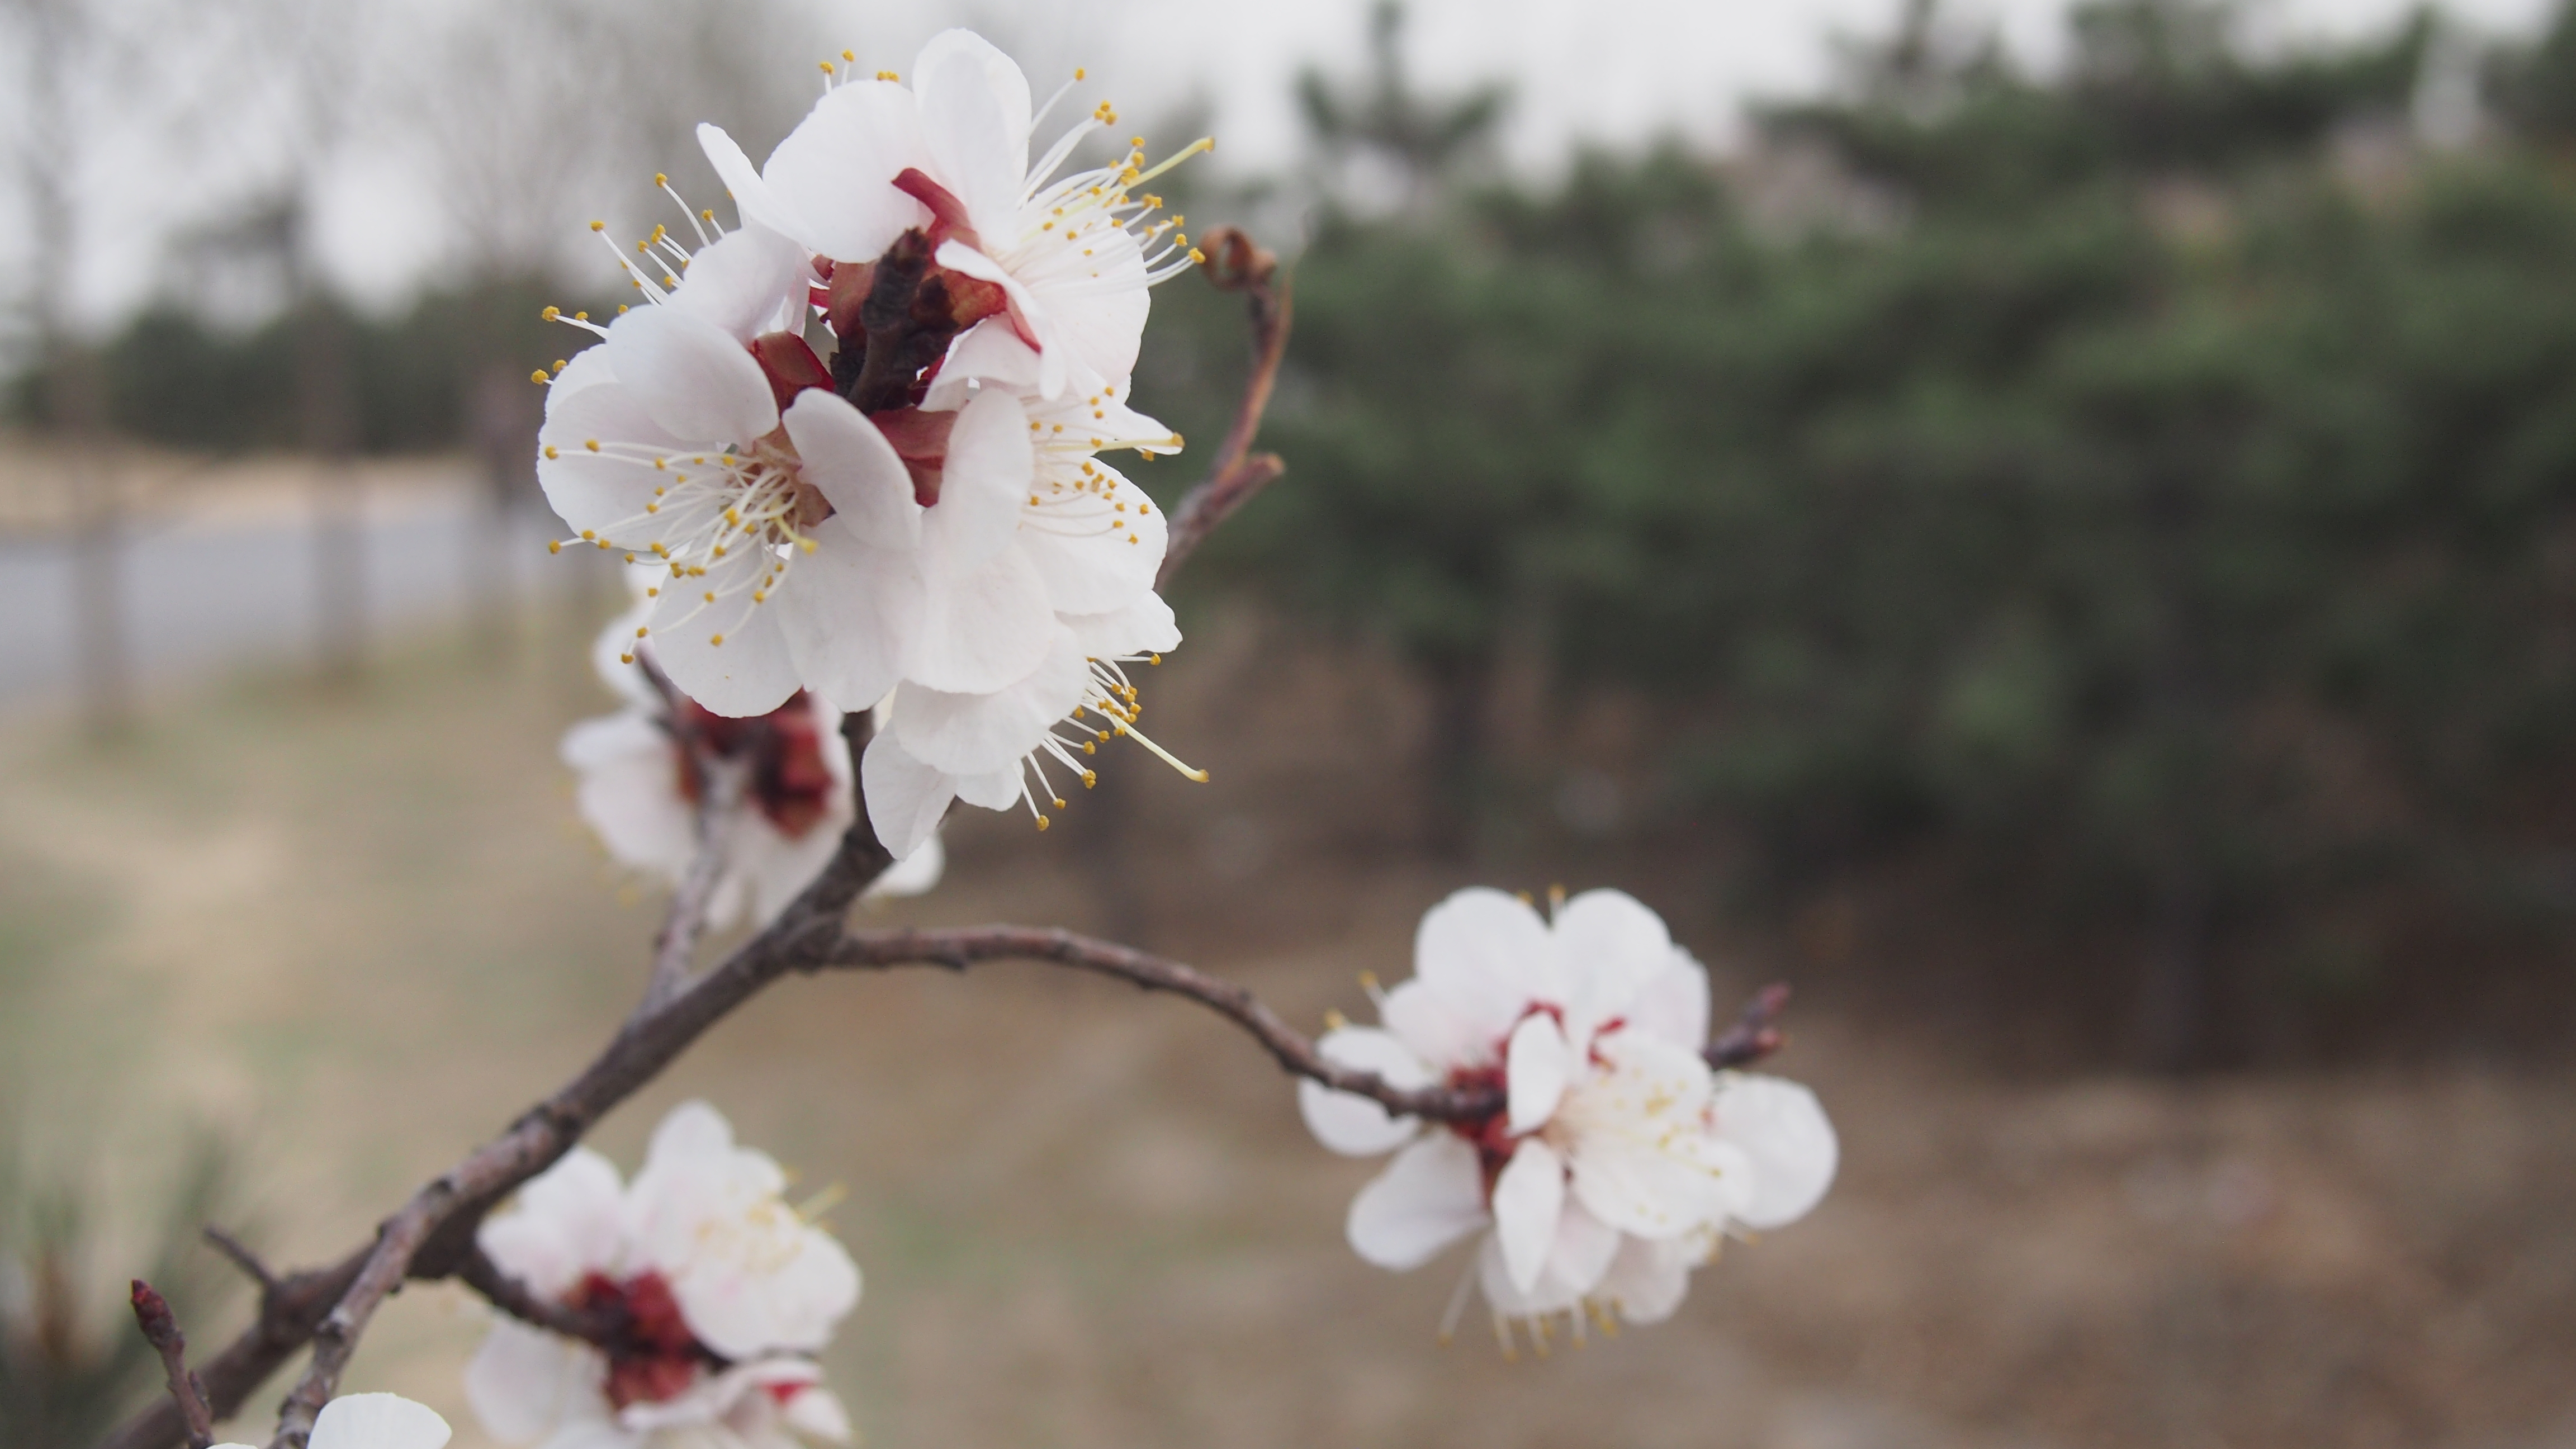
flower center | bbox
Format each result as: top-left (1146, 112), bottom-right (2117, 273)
top-left (565, 1270), bottom-right (713, 1409)
top-left (672, 691), bottom-right (839, 838)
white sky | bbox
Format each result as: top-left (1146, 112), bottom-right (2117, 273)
top-left (36, 0), bottom-right (2576, 324)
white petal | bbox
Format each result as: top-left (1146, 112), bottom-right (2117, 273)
top-left (1413, 887), bottom-right (1558, 1049)
top-left (479, 1147), bottom-right (628, 1297)
top-left (647, 584), bottom-right (803, 718)
top-left (1016, 461), bottom-right (1165, 615)
top-left (780, 1386), bottom-right (853, 1445)
top-left (922, 321), bottom-right (1041, 410)
top-left (1504, 1012), bottom-right (1572, 1135)
top-left (906, 544), bottom-right (1053, 694)
top-left (911, 29), bottom-right (1031, 244)
top-left (760, 79), bottom-right (931, 261)
top-left (1379, 977), bottom-right (1485, 1072)
top-left (864, 832), bottom-right (944, 897)
top-left (1490, 1138), bottom-right (1565, 1295)
top-left (1562, 1035), bottom-right (1734, 1239)
top-left (1551, 889), bottom-right (1676, 1040)
top-left (860, 728), bottom-right (954, 858)
top-left (699, 122), bottom-right (816, 249)
top-left (1475, 1198), bottom-right (1622, 1319)
top-left (773, 553), bottom-right (915, 717)
top-left (1346, 1134), bottom-right (1489, 1271)
top-left (1060, 593), bottom-right (1179, 659)
top-left (1626, 957), bottom-right (1712, 1052)
top-left (892, 626), bottom-right (1083, 770)
top-left (603, 304), bottom-right (778, 445)
top-left (1712, 1074), bottom-right (1839, 1230)
top-left (1594, 1232), bottom-right (1702, 1325)
top-left (1296, 1027), bottom-right (1430, 1157)
top-left (665, 225), bottom-right (810, 342)
top-left (919, 389), bottom-right (1033, 574)
top-left (310, 1394), bottom-right (451, 1449)
top-left (537, 364), bottom-right (681, 540)
top-left (782, 391), bottom-right (921, 551)
top-left (466, 1319), bottom-right (599, 1446)
top-left (951, 763), bottom-right (1023, 810)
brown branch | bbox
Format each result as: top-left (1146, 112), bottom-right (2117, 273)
top-left (454, 1248), bottom-right (622, 1344)
top-left (643, 757), bottom-right (745, 1012)
top-left (1157, 226), bottom-right (1292, 591)
top-left (821, 925), bottom-right (1501, 1121)
top-left (129, 1281), bottom-right (216, 1449)
top-left (202, 1225), bottom-right (280, 1294)
top-left (1706, 983), bottom-right (1791, 1071)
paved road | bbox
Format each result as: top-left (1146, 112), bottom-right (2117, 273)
top-left (0, 480), bottom-right (571, 712)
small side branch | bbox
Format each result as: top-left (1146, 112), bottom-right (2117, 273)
top-left (1157, 227), bottom-right (1292, 590)
top-left (127, 1281), bottom-right (216, 1449)
top-left (1706, 983), bottom-right (1791, 1070)
top-left (825, 925), bottom-right (1500, 1120)
top-left (203, 1225), bottom-right (281, 1294)
top-left (456, 1248), bottom-right (621, 1344)
top-left (643, 756), bottom-right (745, 1012)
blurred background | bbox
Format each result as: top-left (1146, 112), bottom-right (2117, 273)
top-left (5, 0), bottom-right (2575, 1446)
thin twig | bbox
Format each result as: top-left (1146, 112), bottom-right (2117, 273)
top-left (822, 924), bottom-right (1502, 1121)
top-left (202, 1225), bottom-right (281, 1293)
top-left (1157, 227), bottom-right (1292, 590)
top-left (455, 1247), bottom-right (622, 1344)
top-left (643, 756), bottom-right (745, 1012)
top-left (1706, 983), bottom-right (1791, 1071)
top-left (127, 1281), bottom-right (216, 1449)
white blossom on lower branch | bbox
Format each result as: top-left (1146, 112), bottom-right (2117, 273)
top-left (1296, 887), bottom-right (1839, 1349)
top-left (466, 1102), bottom-right (859, 1449)
top-left (213, 1395), bottom-right (449, 1449)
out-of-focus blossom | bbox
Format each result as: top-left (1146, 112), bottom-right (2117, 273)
top-left (212, 1394), bottom-right (451, 1449)
top-left (467, 1102), bottom-right (858, 1449)
top-left (1297, 888), bottom-right (1838, 1347)
top-left (566, 574), bottom-right (941, 924)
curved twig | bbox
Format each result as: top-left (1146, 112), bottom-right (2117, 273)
top-left (1157, 228), bottom-right (1292, 590)
top-left (822, 925), bottom-right (1500, 1121)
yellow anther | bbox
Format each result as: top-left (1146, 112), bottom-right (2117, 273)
top-left (547, 539), bottom-right (562, 554)
top-left (1035, 815), bottom-right (1051, 831)
top-left (842, 49), bottom-right (855, 61)
top-left (798, 537), bottom-right (818, 553)
top-left (646, 503), bottom-right (659, 513)
top-left (585, 438), bottom-right (600, 452)
top-left (820, 59), bottom-right (835, 73)
top-left (619, 653), bottom-right (634, 664)
top-left (541, 305), bottom-right (560, 321)
top-left (531, 370), bottom-right (548, 385)
top-left (589, 219), bottom-right (605, 231)
top-left (1082, 770), bottom-right (1097, 788)
top-left (645, 586), bottom-right (659, 597)
top-left (710, 633), bottom-right (724, 645)
top-left (1324, 1008), bottom-right (1349, 1031)
top-left (543, 445), bottom-right (559, 460)
top-left (580, 529), bottom-right (596, 540)
top-left (703, 591), bottom-right (716, 603)
top-left (553, 359), bottom-right (567, 373)
top-left (574, 311), bottom-right (589, 321)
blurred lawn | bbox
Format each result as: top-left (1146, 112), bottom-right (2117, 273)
top-left (3, 614), bottom-right (2574, 1449)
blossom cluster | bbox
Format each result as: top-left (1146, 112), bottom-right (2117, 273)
top-left (536, 29), bottom-right (1205, 869)
top-left (465, 1102), bottom-right (860, 1449)
top-left (1300, 888), bottom-right (1839, 1349)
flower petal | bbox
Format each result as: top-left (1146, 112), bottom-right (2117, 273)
top-left (1712, 1073), bottom-right (1839, 1230)
top-left (537, 364), bottom-right (680, 541)
top-left (1491, 1137), bottom-right (1566, 1295)
top-left (782, 1385), bottom-right (854, 1445)
top-left (465, 1319), bottom-right (599, 1446)
top-left (771, 540), bottom-right (917, 714)
top-left (1346, 1134), bottom-right (1489, 1271)
top-left (860, 727), bottom-right (953, 859)
top-left (761, 79), bottom-right (931, 262)
top-left (699, 122), bottom-right (815, 249)
top-left (1413, 887), bottom-right (1558, 1051)
top-left (865, 833), bottom-right (945, 898)
top-left (1016, 459), bottom-right (1166, 615)
top-left (1060, 593), bottom-right (1179, 659)
top-left (1562, 1034), bottom-right (1734, 1239)
top-left (919, 388), bottom-right (1033, 574)
top-left (311, 1394), bottom-right (451, 1449)
top-left (604, 304), bottom-right (777, 445)
top-left (1505, 1012), bottom-right (1572, 1135)
top-left (1296, 1027), bottom-right (1431, 1157)
top-left (1475, 1197), bottom-right (1621, 1319)
top-left (911, 29), bottom-right (1030, 245)
top-left (1594, 1231), bottom-right (1703, 1325)
top-left (647, 583), bottom-right (803, 718)
top-left (664, 225), bottom-right (809, 342)
top-left (887, 629), bottom-right (1086, 773)
top-left (782, 390), bottom-right (921, 551)
top-left (1626, 958), bottom-right (1711, 1052)
top-left (908, 543), bottom-right (1055, 695)
top-left (1378, 977), bottom-right (1484, 1072)
top-left (477, 1145), bottom-right (628, 1297)
top-left (561, 710), bottom-right (694, 886)
top-left (1551, 888), bottom-right (1677, 1041)
top-left (922, 321), bottom-right (1041, 410)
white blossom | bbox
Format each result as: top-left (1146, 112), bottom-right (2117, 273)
top-left (1298, 888), bottom-right (1838, 1344)
top-left (212, 1395), bottom-right (449, 1449)
top-left (466, 1102), bottom-right (858, 1449)
top-left (566, 579), bottom-right (942, 925)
